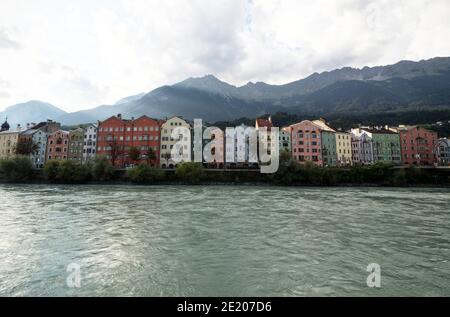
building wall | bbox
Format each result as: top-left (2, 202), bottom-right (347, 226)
top-left (46, 130), bottom-right (69, 161)
top-left (160, 117), bottom-right (191, 168)
top-left (321, 131), bottom-right (337, 167)
top-left (336, 132), bottom-right (352, 166)
top-left (0, 131), bottom-right (19, 159)
top-left (97, 115), bottom-right (161, 167)
top-left (399, 127), bottom-right (438, 166)
top-left (83, 124), bottom-right (97, 162)
top-left (69, 128), bottom-right (85, 163)
top-left (290, 121), bottom-right (324, 167)
top-left (279, 128), bottom-right (291, 153)
top-left (203, 126), bottom-right (225, 168)
top-left (351, 133), bottom-right (374, 165)
top-left (225, 124), bottom-right (253, 167)
top-left (437, 138), bottom-right (450, 166)
top-left (372, 133), bottom-right (401, 164)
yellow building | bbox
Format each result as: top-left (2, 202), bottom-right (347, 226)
top-left (0, 130), bottom-right (20, 160)
top-left (160, 116), bottom-right (191, 168)
top-left (336, 132), bottom-right (353, 166)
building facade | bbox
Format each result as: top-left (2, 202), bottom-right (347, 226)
top-left (19, 129), bottom-right (47, 168)
top-left (225, 123), bottom-right (256, 168)
top-left (351, 132), bottom-right (374, 165)
top-left (46, 130), bottom-right (70, 161)
top-left (68, 128), bottom-right (85, 163)
top-left (160, 117), bottom-right (191, 168)
top-left (97, 115), bottom-right (161, 167)
top-left (83, 124), bottom-right (97, 162)
top-left (437, 138), bottom-right (450, 166)
top-left (0, 130), bottom-right (19, 160)
top-left (353, 128), bottom-right (401, 164)
top-left (290, 120), bottom-right (324, 166)
top-left (336, 132), bottom-right (353, 166)
top-left (279, 128), bottom-right (291, 153)
top-left (395, 126), bottom-right (438, 166)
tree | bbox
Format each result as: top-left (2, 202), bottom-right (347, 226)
top-left (0, 156), bottom-right (34, 182)
top-left (128, 146), bottom-right (141, 163)
top-left (109, 140), bottom-right (123, 167)
top-left (91, 156), bottom-right (115, 181)
top-left (145, 147), bottom-right (157, 164)
top-left (15, 138), bottom-right (39, 156)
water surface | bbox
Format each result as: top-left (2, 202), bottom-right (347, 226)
top-left (0, 185), bottom-right (449, 296)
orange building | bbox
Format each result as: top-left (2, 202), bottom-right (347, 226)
top-left (97, 115), bottom-right (162, 167)
top-left (46, 130), bottom-right (70, 161)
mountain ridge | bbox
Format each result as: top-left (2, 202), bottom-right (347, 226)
top-left (2, 56), bottom-right (450, 126)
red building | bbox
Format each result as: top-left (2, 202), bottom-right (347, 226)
top-left (397, 126), bottom-right (438, 166)
top-left (97, 115), bottom-right (162, 167)
top-left (46, 130), bottom-right (70, 161)
top-left (289, 120), bottom-right (324, 167)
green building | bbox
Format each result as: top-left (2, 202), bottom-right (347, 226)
top-left (361, 128), bottom-right (401, 164)
top-left (68, 127), bottom-right (85, 163)
top-left (321, 131), bottom-right (337, 167)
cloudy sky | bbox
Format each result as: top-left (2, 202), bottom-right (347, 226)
top-left (1, 0), bottom-right (450, 112)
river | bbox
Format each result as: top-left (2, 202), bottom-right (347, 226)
top-left (0, 185), bottom-right (449, 296)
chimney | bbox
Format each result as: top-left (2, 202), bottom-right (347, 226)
top-left (17, 124), bottom-right (21, 131)
top-left (117, 114), bottom-right (122, 119)
top-left (27, 123), bottom-right (30, 130)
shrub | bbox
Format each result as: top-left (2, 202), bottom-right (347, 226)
top-left (44, 160), bottom-right (91, 183)
top-left (0, 156), bottom-right (34, 182)
top-left (175, 162), bottom-right (205, 184)
top-left (43, 161), bottom-right (60, 182)
top-left (91, 156), bottom-right (115, 182)
top-left (127, 164), bottom-right (164, 184)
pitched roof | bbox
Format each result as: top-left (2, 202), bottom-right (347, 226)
top-left (256, 118), bottom-right (273, 128)
top-left (312, 120), bottom-right (336, 132)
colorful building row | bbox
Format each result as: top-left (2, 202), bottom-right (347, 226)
top-left (1, 115), bottom-right (449, 168)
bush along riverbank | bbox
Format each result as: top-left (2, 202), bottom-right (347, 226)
top-left (1, 156), bottom-right (449, 186)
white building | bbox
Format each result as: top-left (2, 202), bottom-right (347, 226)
top-left (225, 124), bottom-right (258, 168)
top-left (351, 130), bottom-right (374, 165)
top-left (83, 124), bottom-right (98, 163)
top-left (279, 128), bottom-right (291, 153)
top-left (437, 138), bottom-right (450, 166)
top-left (160, 116), bottom-right (192, 168)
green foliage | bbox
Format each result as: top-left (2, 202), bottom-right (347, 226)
top-left (91, 156), bottom-right (115, 182)
top-left (0, 156), bottom-right (34, 182)
top-left (43, 160), bottom-right (91, 183)
top-left (127, 164), bottom-right (164, 184)
top-left (128, 146), bottom-right (141, 162)
top-left (43, 161), bottom-right (60, 182)
top-left (175, 162), bottom-right (205, 184)
top-left (14, 139), bottom-right (39, 156)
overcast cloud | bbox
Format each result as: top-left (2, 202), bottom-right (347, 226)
top-left (1, 0), bottom-right (450, 112)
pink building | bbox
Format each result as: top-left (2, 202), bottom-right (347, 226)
top-left (46, 130), bottom-right (70, 161)
top-left (397, 126), bottom-right (438, 166)
top-left (289, 120), bottom-right (324, 166)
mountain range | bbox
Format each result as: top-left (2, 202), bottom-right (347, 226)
top-left (2, 57), bottom-right (450, 127)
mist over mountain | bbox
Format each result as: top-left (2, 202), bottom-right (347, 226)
top-left (0, 101), bottom-right (67, 128)
top-left (3, 57), bottom-right (450, 126)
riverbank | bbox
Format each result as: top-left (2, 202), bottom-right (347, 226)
top-left (1, 157), bottom-right (449, 187)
